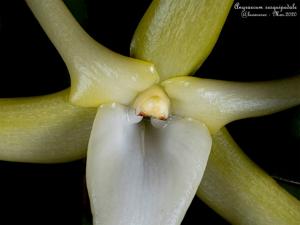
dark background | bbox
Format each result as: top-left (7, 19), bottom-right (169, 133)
top-left (0, 0), bottom-right (299, 224)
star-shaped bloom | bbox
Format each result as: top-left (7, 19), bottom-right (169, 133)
top-left (1, 0), bottom-right (300, 225)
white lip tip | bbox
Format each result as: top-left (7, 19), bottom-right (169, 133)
top-left (126, 108), bottom-right (143, 124)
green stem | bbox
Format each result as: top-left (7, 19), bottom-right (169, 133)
top-left (197, 128), bottom-right (300, 225)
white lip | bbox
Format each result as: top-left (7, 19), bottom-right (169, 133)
top-left (86, 103), bottom-right (212, 225)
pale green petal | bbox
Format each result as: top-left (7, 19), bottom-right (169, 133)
top-left (0, 89), bottom-right (96, 163)
top-left (162, 76), bottom-right (300, 133)
top-left (131, 0), bottom-right (233, 80)
top-left (198, 128), bottom-right (300, 225)
top-left (86, 103), bottom-right (212, 225)
top-left (26, 0), bottom-right (159, 107)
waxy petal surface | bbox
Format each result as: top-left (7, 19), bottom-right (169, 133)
top-left (198, 128), bottom-right (300, 225)
top-left (0, 89), bottom-right (96, 163)
top-left (162, 76), bottom-right (300, 133)
top-left (86, 103), bottom-right (212, 225)
top-left (26, 0), bottom-right (159, 107)
top-left (131, 0), bottom-right (233, 80)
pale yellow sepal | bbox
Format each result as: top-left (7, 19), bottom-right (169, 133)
top-left (0, 89), bottom-right (96, 163)
top-left (26, 0), bottom-right (159, 107)
top-left (162, 76), bottom-right (300, 133)
top-left (131, 0), bottom-right (233, 80)
top-left (198, 128), bottom-right (300, 225)
top-left (68, 48), bottom-right (159, 107)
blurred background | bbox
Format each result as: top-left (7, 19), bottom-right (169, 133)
top-left (0, 0), bottom-right (299, 224)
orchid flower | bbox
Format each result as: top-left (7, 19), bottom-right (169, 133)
top-left (1, 0), bottom-right (300, 225)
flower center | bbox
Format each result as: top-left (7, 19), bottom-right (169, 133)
top-left (133, 85), bottom-right (171, 120)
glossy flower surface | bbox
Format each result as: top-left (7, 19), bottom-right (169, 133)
top-left (0, 0), bottom-right (299, 225)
